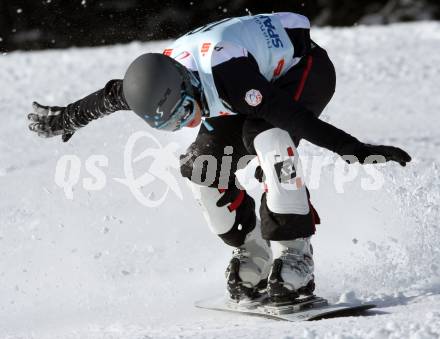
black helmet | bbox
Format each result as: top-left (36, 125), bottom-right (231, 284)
top-left (123, 53), bottom-right (201, 131)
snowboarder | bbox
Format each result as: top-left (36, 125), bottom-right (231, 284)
top-left (28, 12), bottom-right (411, 302)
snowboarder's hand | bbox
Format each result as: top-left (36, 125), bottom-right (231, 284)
top-left (350, 143), bottom-right (411, 167)
top-left (27, 102), bottom-right (75, 142)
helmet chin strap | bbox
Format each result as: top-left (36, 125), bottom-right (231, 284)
top-left (193, 81), bottom-right (213, 131)
top-left (199, 91), bottom-right (210, 117)
top-left (191, 71), bottom-right (210, 117)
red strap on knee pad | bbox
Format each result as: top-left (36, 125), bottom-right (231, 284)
top-left (218, 188), bottom-right (245, 212)
top-left (228, 190), bottom-right (245, 212)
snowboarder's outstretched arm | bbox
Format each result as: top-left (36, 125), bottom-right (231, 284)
top-left (28, 79), bottom-right (128, 142)
top-left (212, 56), bottom-right (411, 166)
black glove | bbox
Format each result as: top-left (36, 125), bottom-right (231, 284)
top-left (28, 80), bottom-right (130, 143)
top-left (348, 142), bottom-right (411, 166)
top-left (28, 102), bottom-right (75, 142)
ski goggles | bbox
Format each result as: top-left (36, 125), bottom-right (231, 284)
top-left (157, 94), bottom-right (197, 132)
top-left (156, 68), bottom-right (201, 132)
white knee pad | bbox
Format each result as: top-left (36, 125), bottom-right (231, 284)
top-left (190, 183), bottom-right (236, 235)
top-left (253, 128), bottom-right (309, 215)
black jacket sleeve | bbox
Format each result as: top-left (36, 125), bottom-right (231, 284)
top-left (212, 57), bottom-right (362, 156)
top-left (63, 79), bottom-right (130, 131)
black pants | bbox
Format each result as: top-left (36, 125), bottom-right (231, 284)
top-left (180, 46), bottom-right (335, 247)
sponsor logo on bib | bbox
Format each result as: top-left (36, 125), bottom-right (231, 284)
top-left (245, 89), bottom-right (263, 107)
top-left (254, 15), bottom-right (284, 49)
top-left (201, 42), bottom-right (211, 56)
top-left (163, 48), bottom-right (173, 56)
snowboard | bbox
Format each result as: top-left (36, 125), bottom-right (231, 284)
top-left (195, 295), bottom-right (376, 321)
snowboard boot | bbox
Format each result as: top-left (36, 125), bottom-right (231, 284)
top-left (225, 222), bottom-right (273, 302)
top-left (267, 237), bottom-right (315, 303)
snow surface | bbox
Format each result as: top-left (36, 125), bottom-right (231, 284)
top-left (1, 22), bottom-right (440, 338)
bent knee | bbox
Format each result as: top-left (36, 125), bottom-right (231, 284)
top-left (260, 193), bottom-right (315, 240)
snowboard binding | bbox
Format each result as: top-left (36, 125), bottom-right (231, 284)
top-left (267, 258), bottom-right (315, 303)
top-left (226, 257), bottom-right (268, 302)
